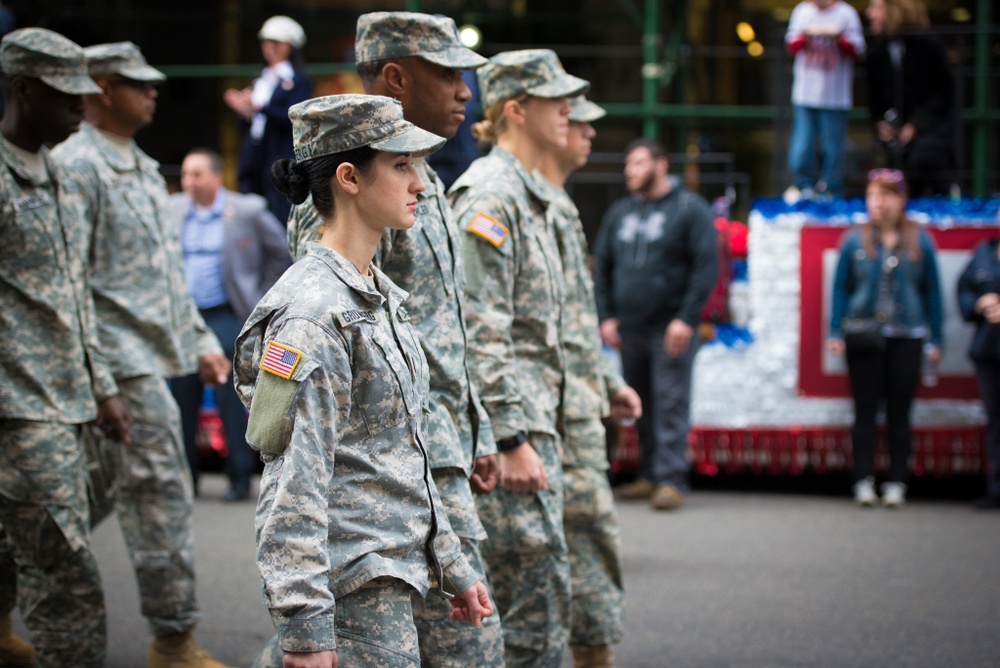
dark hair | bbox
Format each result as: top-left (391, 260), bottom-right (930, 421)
top-left (625, 138), bottom-right (668, 162)
top-left (269, 146), bottom-right (378, 219)
top-left (185, 147), bottom-right (223, 173)
top-left (356, 59), bottom-right (392, 86)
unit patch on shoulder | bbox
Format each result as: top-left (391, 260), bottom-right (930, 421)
top-left (260, 341), bottom-right (303, 380)
top-left (468, 212), bottom-right (509, 248)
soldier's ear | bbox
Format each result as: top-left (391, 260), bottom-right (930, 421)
top-left (381, 62), bottom-right (406, 97)
top-left (93, 78), bottom-right (116, 108)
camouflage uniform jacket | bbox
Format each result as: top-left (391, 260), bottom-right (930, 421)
top-left (286, 194), bottom-right (320, 262)
top-left (286, 162), bottom-right (497, 475)
top-left (52, 123), bottom-right (221, 379)
top-left (375, 160), bottom-right (496, 474)
top-left (0, 139), bottom-right (118, 422)
top-left (234, 243), bottom-right (477, 652)
top-left (538, 176), bottom-right (626, 468)
top-left (449, 146), bottom-right (566, 440)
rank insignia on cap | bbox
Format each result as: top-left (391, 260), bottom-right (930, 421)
top-left (468, 212), bottom-right (509, 248)
top-left (260, 341), bottom-right (303, 380)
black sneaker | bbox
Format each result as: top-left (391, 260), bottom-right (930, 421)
top-left (223, 489), bottom-right (250, 502)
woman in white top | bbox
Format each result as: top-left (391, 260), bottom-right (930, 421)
top-left (224, 15), bottom-right (312, 222)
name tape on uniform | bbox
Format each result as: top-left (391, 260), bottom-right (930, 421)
top-left (468, 212), bottom-right (509, 248)
top-left (260, 341), bottom-right (303, 380)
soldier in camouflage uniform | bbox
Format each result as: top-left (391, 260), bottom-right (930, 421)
top-left (536, 96), bottom-right (643, 668)
top-left (449, 50), bottom-right (588, 668)
top-left (265, 13), bottom-right (506, 668)
top-left (0, 27), bottom-right (132, 668)
top-left (50, 42), bottom-right (233, 668)
top-left (236, 94), bottom-right (493, 668)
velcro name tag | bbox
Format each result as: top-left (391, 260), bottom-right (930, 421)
top-left (260, 341), bottom-right (303, 380)
top-left (336, 309), bottom-right (378, 327)
top-left (468, 212), bottom-right (509, 248)
top-left (14, 192), bottom-right (50, 212)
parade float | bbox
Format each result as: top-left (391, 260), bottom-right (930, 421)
top-left (689, 197), bottom-right (1000, 478)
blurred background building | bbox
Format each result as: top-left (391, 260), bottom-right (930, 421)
top-left (6, 0), bottom-right (996, 234)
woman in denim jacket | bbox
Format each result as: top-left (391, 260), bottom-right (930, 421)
top-left (827, 169), bottom-right (943, 507)
top-left (957, 219), bottom-right (1000, 509)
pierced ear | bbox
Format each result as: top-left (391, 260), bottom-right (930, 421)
top-left (335, 162), bottom-right (361, 194)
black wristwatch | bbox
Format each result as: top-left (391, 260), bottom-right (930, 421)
top-left (497, 430), bottom-right (527, 452)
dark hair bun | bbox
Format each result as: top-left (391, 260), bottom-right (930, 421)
top-left (269, 158), bottom-right (310, 205)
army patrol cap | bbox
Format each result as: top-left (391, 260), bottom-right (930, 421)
top-left (290, 94), bottom-right (446, 162)
top-left (355, 12), bottom-right (487, 69)
top-left (568, 95), bottom-right (606, 123)
top-left (85, 42), bottom-right (165, 82)
top-left (478, 49), bottom-right (589, 108)
top-left (0, 27), bottom-right (101, 95)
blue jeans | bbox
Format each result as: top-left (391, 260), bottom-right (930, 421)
top-left (620, 328), bottom-right (701, 491)
top-left (787, 105), bottom-right (848, 196)
top-left (170, 304), bottom-right (252, 494)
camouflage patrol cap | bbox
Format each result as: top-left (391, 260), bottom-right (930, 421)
top-left (0, 27), bottom-right (101, 95)
top-left (478, 49), bottom-right (589, 109)
top-left (568, 96), bottom-right (606, 123)
top-left (355, 12), bottom-right (487, 69)
top-left (290, 94), bottom-right (446, 162)
top-left (85, 42), bottom-right (165, 82)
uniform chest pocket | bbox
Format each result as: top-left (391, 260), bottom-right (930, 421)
top-left (101, 187), bottom-right (161, 262)
top-left (346, 326), bottom-right (417, 438)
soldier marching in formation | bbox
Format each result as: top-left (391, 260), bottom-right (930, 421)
top-left (0, 13), bottom-right (637, 668)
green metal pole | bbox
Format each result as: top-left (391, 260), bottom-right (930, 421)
top-left (642, 0), bottom-right (660, 138)
top-left (971, 0), bottom-right (991, 196)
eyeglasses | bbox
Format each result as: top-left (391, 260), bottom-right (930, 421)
top-left (867, 168), bottom-right (905, 184)
top-left (108, 79), bottom-right (157, 93)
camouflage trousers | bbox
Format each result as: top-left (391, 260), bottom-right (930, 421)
top-left (411, 468), bottom-right (505, 667)
top-left (477, 432), bottom-right (571, 668)
top-left (253, 577), bottom-right (421, 667)
top-left (0, 419), bottom-right (106, 667)
top-left (563, 464), bottom-right (625, 647)
top-left (90, 374), bottom-right (200, 637)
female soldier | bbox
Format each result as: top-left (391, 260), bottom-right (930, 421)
top-left (448, 50), bottom-right (588, 667)
top-left (827, 168), bottom-right (942, 508)
top-left (234, 95), bottom-right (491, 668)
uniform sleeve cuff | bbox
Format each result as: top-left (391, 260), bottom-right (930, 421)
top-left (273, 612), bottom-right (337, 653)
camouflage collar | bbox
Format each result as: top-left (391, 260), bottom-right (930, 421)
top-left (0, 136), bottom-right (54, 187)
top-left (306, 242), bottom-right (410, 313)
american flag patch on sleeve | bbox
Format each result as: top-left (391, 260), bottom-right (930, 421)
top-left (260, 341), bottom-right (303, 380)
top-left (468, 212), bottom-right (509, 248)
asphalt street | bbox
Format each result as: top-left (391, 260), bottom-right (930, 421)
top-left (11, 474), bottom-right (1000, 667)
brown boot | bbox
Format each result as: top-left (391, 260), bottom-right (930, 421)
top-left (0, 615), bottom-right (35, 667)
top-left (614, 478), bottom-right (655, 500)
top-left (148, 631), bottom-right (234, 668)
top-left (572, 644), bottom-right (617, 668)
top-left (650, 484), bottom-right (684, 511)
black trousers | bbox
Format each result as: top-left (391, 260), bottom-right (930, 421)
top-left (845, 337), bottom-right (923, 483)
top-left (973, 360), bottom-right (1000, 496)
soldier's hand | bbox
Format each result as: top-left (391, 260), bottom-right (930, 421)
top-left (470, 454), bottom-right (500, 495)
top-left (499, 442), bottom-right (547, 493)
top-left (282, 650), bottom-right (336, 668)
top-left (609, 385), bottom-right (642, 423)
top-left (96, 396), bottom-right (132, 445)
top-left (198, 353), bottom-right (232, 386)
top-left (450, 581), bottom-right (493, 627)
